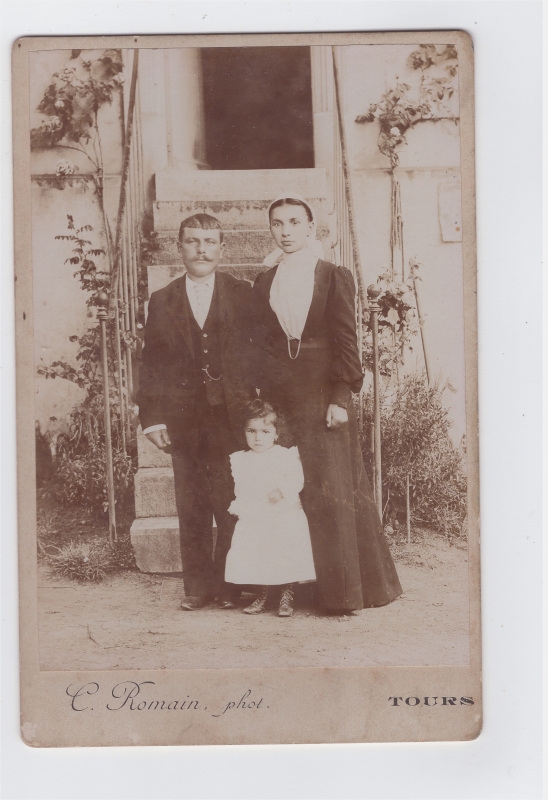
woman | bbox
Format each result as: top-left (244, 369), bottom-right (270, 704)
top-left (252, 194), bottom-right (402, 613)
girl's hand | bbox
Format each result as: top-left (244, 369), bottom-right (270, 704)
top-left (268, 488), bottom-right (283, 504)
top-left (326, 404), bottom-right (348, 429)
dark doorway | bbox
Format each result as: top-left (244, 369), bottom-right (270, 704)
top-left (201, 47), bottom-right (314, 170)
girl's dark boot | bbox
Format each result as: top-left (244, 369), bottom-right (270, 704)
top-left (278, 584), bottom-right (295, 617)
top-left (243, 586), bottom-right (269, 615)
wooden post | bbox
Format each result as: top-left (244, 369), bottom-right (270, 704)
top-left (406, 473), bottom-right (411, 546)
top-left (410, 260), bottom-right (431, 385)
top-left (332, 46), bottom-right (367, 313)
top-left (367, 285), bottom-right (383, 520)
top-left (109, 49), bottom-right (140, 315)
top-left (96, 292), bottom-right (117, 544)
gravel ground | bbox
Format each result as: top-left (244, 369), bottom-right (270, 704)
top-left (38, 532), bottom-right (470, 670)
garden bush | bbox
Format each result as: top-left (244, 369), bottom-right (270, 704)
top-left (45, 391), bottom-right (136, 514)
top-left (359, 373), bottom-right (467, 539)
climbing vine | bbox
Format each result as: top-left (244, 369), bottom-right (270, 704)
top-left (355, 44), bottom-right (459, 168)
top-left (31, 49), bottom-right (124, 170)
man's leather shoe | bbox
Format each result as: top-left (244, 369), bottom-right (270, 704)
top-left (180, 595), bottom-right (212, 611)
top-left (217, 596), bottom-right (238, 609)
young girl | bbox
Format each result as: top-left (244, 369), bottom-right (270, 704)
top-left (224, 399), bottom-right (316, 616)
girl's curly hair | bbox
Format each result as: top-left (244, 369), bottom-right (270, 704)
top-left (242, 398), bottom-right (288, 445)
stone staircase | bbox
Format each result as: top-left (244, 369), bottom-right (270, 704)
top-left (130, 168), bottom-right (331, 573)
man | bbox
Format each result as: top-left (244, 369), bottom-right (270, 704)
top-left (137, 213), bottom-right (256, 610)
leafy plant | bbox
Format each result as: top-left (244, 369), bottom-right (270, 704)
top-left (37, 217), bottom-right (138, 515)
top-left (363, 272), bottom-right (419, 376)
top-left (355, 44), bottom-right (459, 168)
top-left (359, 373), bottom-right (467, 539)
top-left (30, 48), bottom-right (129, 305)
top-left (36, 216), bottom-right (138, 398)
top-left (50, 428), bottom-right (135, 514)
top-left (30, 50), bottom-right (123, 168)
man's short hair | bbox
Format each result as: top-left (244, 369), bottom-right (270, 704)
top-left (178, 213), bottom-right (224, 243)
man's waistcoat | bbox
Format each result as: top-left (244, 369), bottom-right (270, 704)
top-left (186, 290), bottom-right (225, 408)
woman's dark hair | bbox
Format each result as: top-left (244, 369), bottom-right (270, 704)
top-left (268, 197), bottom-right (313, 224)
top-left (242, 398), bottom-right (288, 444)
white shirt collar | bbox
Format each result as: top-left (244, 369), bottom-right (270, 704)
top-left (186, 272), bottom-right (215, 291)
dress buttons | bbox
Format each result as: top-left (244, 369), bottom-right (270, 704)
top-left (203, 333), bottom-right (207, 338)
top-left (204, 349), bottom-right (208, 354)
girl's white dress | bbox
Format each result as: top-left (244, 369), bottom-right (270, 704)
top-left (224, 445), bottom-right (317, 585)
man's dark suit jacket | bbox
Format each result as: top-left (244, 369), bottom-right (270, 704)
top-left (136, 271), bottom-right (255, 444)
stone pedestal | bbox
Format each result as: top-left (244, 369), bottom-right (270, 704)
top-left (131, 517), bottom-right (182, 573)
top-left (130, 428), bottom-right (180, 573)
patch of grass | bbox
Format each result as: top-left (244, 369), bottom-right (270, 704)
top-left (47, 538), bottom-right (115, 583)
top-left (37, 492), bottom-right (137, 579)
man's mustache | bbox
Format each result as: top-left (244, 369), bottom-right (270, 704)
top-left (190, 255), bottom-right (214, 262)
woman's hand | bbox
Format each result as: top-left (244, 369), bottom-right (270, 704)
top-left (326, 404), bottom-right (348, 429)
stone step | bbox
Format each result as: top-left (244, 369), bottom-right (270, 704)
top-left (137, 426), bottom-right (172, 469)
top-left (155, 167), bottom-right (327, 203)
top-left (150, 228), bottom-right (330, 270)
top-left (154, 196), bottom-right (332, 232)
top-left (130, 516), bottom-right (182, 573)
top-left (134, 467), bottom-right (176, 519)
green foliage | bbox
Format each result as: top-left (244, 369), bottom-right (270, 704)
top-left (355, 44), bottom-right (459, 167)
top-left (36, 216), bottom-right (137, 397)
top-left (38, 216), bottom-right (138, 516)
top-left (30, 49), bottom-right (123, 160)
top-left (47, 538), bottom-right (115, 583)
top-left (362, 272), bottom-right (419, 376)
top-left (55, 215), bottom-right (110, 300)
top-left (359, 373), bottom-right (467, 539)
top-left (49, 415), bottom-right (135, 514)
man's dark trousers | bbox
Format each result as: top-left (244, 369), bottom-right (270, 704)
top-left (171, 402), bottom-right (238, 599)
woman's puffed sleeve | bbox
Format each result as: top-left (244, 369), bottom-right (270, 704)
top-left (326, 266), bottom-right (364, 407)
top-left (276, 446), bottom-right (305, 504)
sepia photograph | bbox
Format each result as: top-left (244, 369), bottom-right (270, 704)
top-left (14, 30), bottom-right (480, 746)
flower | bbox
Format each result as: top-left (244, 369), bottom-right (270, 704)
top-left (55, 159), bottom-right (75, 176)
top-left (54, 99), bottom-right (65, 109)
top-left (390, 127), bottom-right (401, 136)
top-left (40, 116), bottom-right (63, 132)
top-left (112, 73), bottom-right (125, 85)
top-left (60, 66), bottom-right (75, 82)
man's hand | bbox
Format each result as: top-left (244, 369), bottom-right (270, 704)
top-left (268, 488), bottom-right (283, 505)
top-left (146, 429), bottom-right (172, 451)
top-left (326, 404), bottom-right (348, 429)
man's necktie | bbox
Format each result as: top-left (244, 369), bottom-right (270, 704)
top-left (194, 283), bottom-right (209, 328)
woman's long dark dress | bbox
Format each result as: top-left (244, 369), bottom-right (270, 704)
top-left (253, 259), bottom-right (402, 611)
